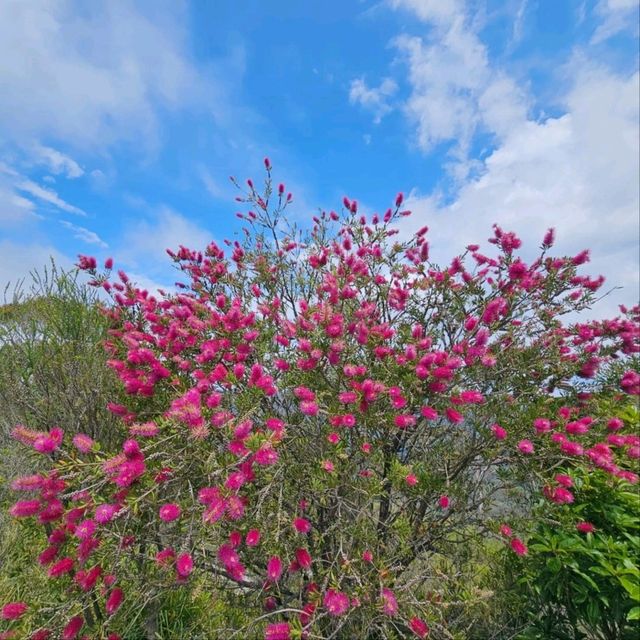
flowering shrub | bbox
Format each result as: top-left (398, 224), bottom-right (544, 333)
top-left (2, 160), bottom-right (639, 639)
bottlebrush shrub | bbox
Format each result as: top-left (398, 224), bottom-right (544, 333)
top-left (3, 161), bottom-right (640, 639)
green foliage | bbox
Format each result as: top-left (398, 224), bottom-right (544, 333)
top-left (513, 462), bottom-right (640, 640)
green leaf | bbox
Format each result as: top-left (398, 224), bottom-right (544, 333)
top-left (628, 607), bottom-right (640, 621)
top-left (619, 576), bottom-right (640, 602)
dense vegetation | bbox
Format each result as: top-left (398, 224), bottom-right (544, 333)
top-left (0, 164), bottom-right (638, 639)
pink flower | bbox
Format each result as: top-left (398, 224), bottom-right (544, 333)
top-left (395, 414), bottom-right (416, 428)
top-left (265, 622), bottom-right (291, 640)
top-left (159, 503), bottom-right (181, 522)
top-left (576, 521), bottom-right (595, 534)
top-left (295, 548), bottom-right (312, 569)
top-left (499, 524), bottom-right (512, 537)
top-left (300, 401), bottom-right (319, 416)
top-left (74, 519), bottom-right (96, 540)
top-left (439, 495), bottom-right (450, 509)
top-left (266, 556), bottom-right (283, 582)
top-left (491, 424), bottom-right (507, 440)
top-left (105, 587), bottom-right (124, 615)
top-left (518, 439), bottom-right (535, 454)
top-left (95, 504), bottom-right (118, 524)
top-left (9, 499), bottom-right (40, 518)
top-left (246, 529), bottom-right (261, 546)
top-left (72, 434), bottom-right (95, 453)
top-left (322, 460), bottom-right (335, 473)
top-left (48, 557), bottom-right (74, 578)
top-left (61, 616), bottom-right (84, 640)
top-left (362, 550), bottom-right (373, 562)
top-left (361, 442), bottom-right (372, 454)
top-left (409, 617), bottom-right (430, 638)
top-left (405, 474), bottom-right (418, 487)
top-left (1, 602), bottom-right (27, 620)
top-left (533, 418), bottom-right (552, 433)
top-left (381, 588), bottom-right (398, 616)
top-left (176, 553), bottom-right (193, 578)
top-left (445, 408), bottom-right (464, 424)
top-left (607, 417), bottom-right (624, 431)
top-left (510, 538), bottom-right (528, 556)
top-left (156, 548), bottom-right (175, 567)
top-left (293, 517), bottom-right (311, 533)
top-left (554, 474), bottom-right (573, 488)
top-left (255, 446), bottom-right (279, 465)
top-left (323, 589), bottom-right (350, 616)
top-left (327, 432), bottom-right (340, 444)
top-left (421, 406), bottom-right (438, 420)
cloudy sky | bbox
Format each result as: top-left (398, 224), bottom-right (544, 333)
top-left (0, 0), bottom-right (638, 315)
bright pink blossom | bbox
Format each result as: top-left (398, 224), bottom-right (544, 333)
top-left (576, 521), bottom-right (595, 534)
top-left (176, 553), bottom-right (193, 578)
top-left (518, 439), bottom-right (535, 454)
top-left (265, 622), bottom-right (291, 640)
top-left (510, 538), bottom-right (528, 556)
top-left (159, 503), bottom-right (181, 522)
top-left (105, 587), bottom-right (124, 615)
top-left (409, 617), bottom-right (430, 638)
top-left (323, 589), bottom-right (350, 616)
top-left (1, 602), bottom-right (27, 620)
top-left (266, 556), bottom-right (283, 582)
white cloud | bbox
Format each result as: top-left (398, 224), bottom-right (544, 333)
top-left (60, 220), bottom-right (108, 248)
top-left (388, 0), bottom-right (465, 27)
top-left (349, 77), bottom-right (399, 123)
top-left (400, 66), bottom-right (639, 318)
top-left (15, 179), bottom-right (86, 217)
top-left (592, 0), bottom-right (639, 43)
top-left (0, 241), bottom-right (73, 293)
top-left (118, 206), bottom-right (213, 271)
top-left (31, 145), bottom-right (84, 178)
top-left (391, 9), bottom-right (528, 177)
top-left (0, 0), bottom-right (205, 150)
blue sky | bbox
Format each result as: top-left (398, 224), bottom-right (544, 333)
top-left (0, 0), bottom-right (638, 315)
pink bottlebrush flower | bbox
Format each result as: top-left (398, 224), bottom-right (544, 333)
top-left (324, 589), bottom-right (350, 616)
top-left (293, 517), bottom-right (311, 534)
top-left (31, 631), bottom-right (52, 640)
top-left (129, 422), bottom-right (159, 437)
top-left (395, 414), bottom-right (416, 428)
top-left (576, 522), bottom-right (595, 534)
top-left (342, 413), bottom-right (356, 427)
top-left (295, 548), bottom-right (312, 569)
top-left (72, 434), bottom-right (95, 453)
top-left (105, 588), bottom-right (124, 615)
top-left (491, 424), bottom-right (507, 440)
top-left (555, 474), bottom-right (573, 488)
top-left (560, 440), bottom-right (584, 456)
top-left (607, 417), bottom-right (624, 431)
top-left (48, 557), bottom-right (74, 578)
top-left (61, 616), bottom-right (84, 640)
top-left (265, 622), bottom-right (291, 640)
top-left (322, 460), bottom-right (335, 473)
top-left (246, 529), bottom-right (261, 547)
top-left (38, 545), bottom-right (59, 566)
top-left (500, 524), bottom-right (512, 537)
top-left (155, 548), bottom-right (175, 567)
top-left (10, 474), bottom-right (43, 491)
top-left (518, 439), bottom-right (535, 454)
top-left (114, 459), bottom-right (146, 488)
top-left (445, 408), bottom-right (464, 424)
top-left (229, 531), bottom-right (242, 548)
top-left (542, 228), bottom-right (555, 247)
top-left (159, 503), bottom-right (181, 522)
top-left (381, 588), bottom-right (398, 616)
top-left (421, 406), bottom-right (438, 420)
top-left (266, 556), bottom-right (283, 582)
top-left (176, 553), bottom-right (194, 578)
top-left (9, 499), bottom-right (40, 518)
top-left (255, 446), bottom-right (279, 466)
top-left (362, 549), bottom-right (373, 562)
top-left (406, 474), bottom-right (418, 487)
top-left (327, 432), bottom-right (340, 444)
top-left (300, 400), bottom-right (319, 416)
top-left (533, 418), bottom-right (551, 433)
top-left (460, 390), bottom-right (484, 404)
top-left (95, 504), bottom-right (118, 524)
top-left (409, 617), bottom-right (430, 638)
top-left (1, 602), bottom-right (27, 620)
top-left (339, 391), bottom-right (358, 404)
top-left (510, 538), bottom-right (528, 556)
top-left (361, 442), bottom-right (372, 454)
top-left (439, 495), bottom-right (450, 509)
top-left (74, 519), bottom-right (96, 540)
